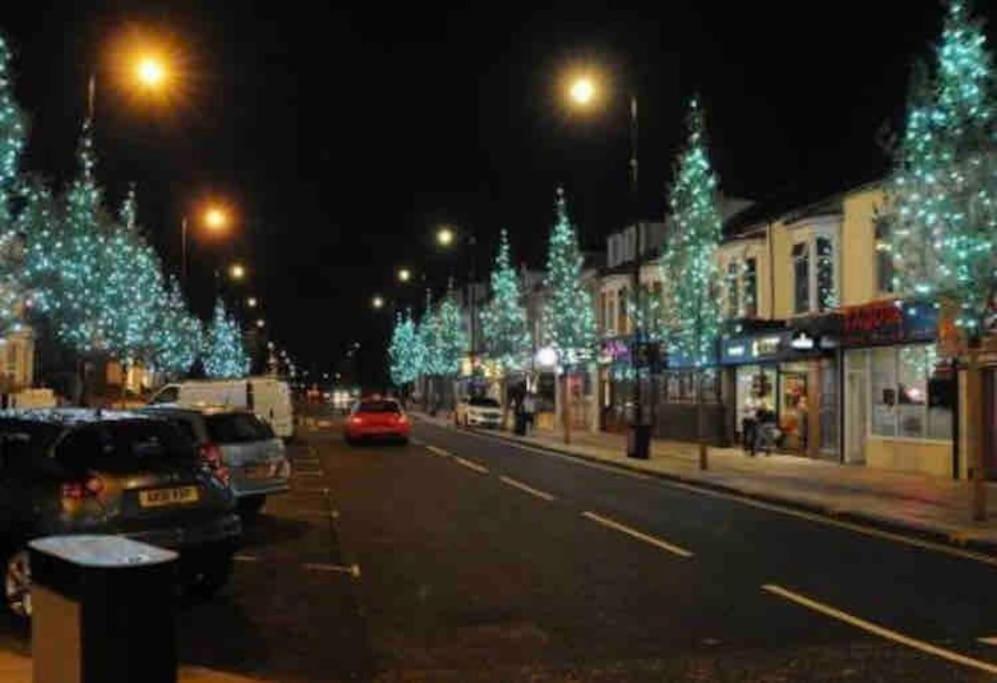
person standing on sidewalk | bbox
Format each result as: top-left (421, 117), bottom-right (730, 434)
top-left (742, 392), bottom-right (760, 456)
top-left (523, 391), bottom-right (537, 434)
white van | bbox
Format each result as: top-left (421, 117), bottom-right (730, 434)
top-left (149, 378), bottom-right (295, 439)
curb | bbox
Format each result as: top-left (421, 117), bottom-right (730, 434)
top-left (414, 415), bottom-right (997, 559)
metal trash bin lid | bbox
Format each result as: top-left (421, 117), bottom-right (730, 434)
top-left (29, 535), bottom-right (178, 568)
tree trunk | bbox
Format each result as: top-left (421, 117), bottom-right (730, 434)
top-left (562, 372), bottom-right (571, 445)
top-left (968, 344), bottom-right (987, 521)
top-left (697, 367), bottom-right (708, 470)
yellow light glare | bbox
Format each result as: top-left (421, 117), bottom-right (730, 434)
top-left (569, 77), bottom-right (596, 105)
top-left (229, 263), bottom-right (246, 280)
top-left (204, 207), bottom-right (228, 231)
top-left (135, 56), bottom-right (167, 88)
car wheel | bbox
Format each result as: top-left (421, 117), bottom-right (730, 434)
top-left (4, 548), bottom-right (31, 619)
top-left (238, 495), bottom-right (267, 520)
top-left (186, 546), bottom-right (234, 600)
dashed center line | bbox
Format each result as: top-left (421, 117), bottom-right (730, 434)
top-left (581, 510), bottom-right (693, 558)
top-left (426, 445), bottom-right (451, 457)
top-left (452, 456), bottom-right (489, 474)
top-left (499, 475), bottom-right (555, 502)
top-left (762, 583), bottom-right (997, 675)
top-left (233, 554), bottom-right (259, 563)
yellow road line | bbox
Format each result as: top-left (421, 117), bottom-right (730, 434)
top-left (499, 475), bottom-right (555, 502)
top-left (453, 456), bottom-right (489, 474)
top-left (581, 510), bottom-right (693, 558)
top-left (762, 583), bottom-right (997, 675)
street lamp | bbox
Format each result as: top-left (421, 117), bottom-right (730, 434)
top-left (256, 318), bottom-right (265, 329)
top-left (397, 267), bottom-right (412, 283)
top-left (566, 71), bottom-right (648, 459)
top-left (181, 203), bottom-right (232, 286)
top-left (436, 226), bottom-right (455, 248)
top-left (228, 262), bottom-right (246, 281)
top-left (134, 55), bottom-right (168, 90)
top-left (247, 296), bottom-right (258, 308)
top-left (372, 295), bottom-right (385, 310)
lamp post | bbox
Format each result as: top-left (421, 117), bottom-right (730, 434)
top-left (568, 74), bottom-right (648, 459)
top-left (182, 204), bottom-right (230, 286)
top-left (436, 225), bottom-right (478, 373)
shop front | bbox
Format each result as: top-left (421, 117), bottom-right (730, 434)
top-left (598, 337), bottom-right (633, 433)
top-left (721, 327), bottom-right (839, 458)
top-left (838, 301), bottom-right (954, 476)
top-left (654, 348), bottom-right (728, 445)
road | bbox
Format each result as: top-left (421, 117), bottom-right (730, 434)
top-left (2, 411), bottom-right (997, 681)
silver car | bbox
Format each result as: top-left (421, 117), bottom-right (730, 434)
top-left (141, 406), bottom-right (291, 517)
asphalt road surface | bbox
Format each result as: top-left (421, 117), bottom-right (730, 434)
top-left (3, 411), bottom-right (997, 682)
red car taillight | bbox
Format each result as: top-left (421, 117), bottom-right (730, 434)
top-left (397, 414), bottom-right (409, 425)
top-left (199, 442), bottom-right (231, 487)
top-left (61, 475), bottom-right (104, 501)
top-left (348, 415), bottom-right (364, 425)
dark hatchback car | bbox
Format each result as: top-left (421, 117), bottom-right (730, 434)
top-left (0, 409), bottom-right (242, 617)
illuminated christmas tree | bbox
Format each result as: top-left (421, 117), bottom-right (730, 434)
top-left (417, 290), bottom-right (442, 377)
top-left (481, 229), bottom-right (530, 371)
top-left (0, 35), bottom-right (28, 334)
top-left (388, 309), bottom-right (421, 387)
top-left (541, 188), bottom-right (596, 367)
top-left (662, 98), bottom-right (724, 367)
top-left (204, 299), bottom-right (249, 378)
top-left (888, 0), bottom-right (996, 334)
top-left (153, 277), bottom-right (202, 377)
top-left (435, 283), bottom-right (467, 377)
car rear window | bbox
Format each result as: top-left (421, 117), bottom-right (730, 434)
top-left (0, 419), bottom-right (61, 458)
top-left (206, 413), bottom-right (274, 444)
top-left (55, 421), bottom-right (196, 473)
top-left (469, 397), bottom-right (500, 408)
top-left (356, 401), bottom-right (400, 413)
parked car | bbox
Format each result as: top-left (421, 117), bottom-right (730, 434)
top-left (140, 406), bottom-right (291, 517)
top-left (345, 398), bottom-right (410, 445)
top-left (0, 409), bottom-right (242, 617)
top-left (454, 396), bottom-right (503, 428)
top-left (148, 378), bottom-right (295, 440)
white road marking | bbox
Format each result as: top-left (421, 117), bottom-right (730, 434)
top-left (234, 554), bottom-right (259, 563)
top-left (979, 636), bottom-right (997, 647)
top-left (499, 475), bottom-right (555, 502)
top-left (581, 510), bottom-right (693, 558)
top-left (453, 456), bottom-right (489, 474)
top-left (303, 562), bottom-right (361, 577)
top-left (422, 424), bottom-right (997, 568)
top-left (762, 583), bottom-right (997, 675)
top-left (426, 445), bottom-right (451, 457)
top-left (411, 438), bottom-right (425, 446)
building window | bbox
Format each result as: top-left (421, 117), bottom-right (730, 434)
top-left (743, 258), bottom-right (758, 318)
top-left (792, 242), bottom-right (809, 314)
top-left (617, 287), bottom-right (628, 335)
top-left (816, 236), bottom-right (835, 311)
top-left (726, 262), bottom-right (739, 318)
top-left (868, 344), bottom-right (952, 440)
top-left (875, 218), bottom-right (895, 294)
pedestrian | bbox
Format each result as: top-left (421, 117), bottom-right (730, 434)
top-left (742, 392), bottom-right (760, 456)
top-left (523, 391), bottom-right (536, 434)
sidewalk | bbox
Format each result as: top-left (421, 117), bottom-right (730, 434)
top-left (0, 651), bottom-right (266, 683)
top-left (414, 411), bottom-right (997, 553)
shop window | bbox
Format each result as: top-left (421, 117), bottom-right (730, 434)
top-left (875, 218), bottom-right (895, 294)
top-left (743, 258), bottom-right (758, 318)
top-left (699, 368), bottom-right (720, 404)
top-left (868, 345), bottom-right (952, 440)
top-left (665, 371), bottom-right (697, 402)
top-left (726, 262), bottom-right (739, 318)
top-left (792, 243), bottom-right (809, 314)
top-left (617, 288), bottom-right (628, 335)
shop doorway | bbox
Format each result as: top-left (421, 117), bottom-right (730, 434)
top-left (845, 370), bottom-right (867, 464)
top-left (779, 368), bottom-right (809, 453)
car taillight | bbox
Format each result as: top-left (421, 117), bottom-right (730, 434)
top-left (397, 414), bottom-right (409, 424)
top-left (199, 442), bottom-right (231, 487)
top-left (349, 415), bottom-right (363, 425)
top-left (61, 475), bottom-right (104, 500)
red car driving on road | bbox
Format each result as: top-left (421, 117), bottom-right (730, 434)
top-left (345, 398), bottom-right (411, 445)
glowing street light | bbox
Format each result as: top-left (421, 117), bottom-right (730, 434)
top-left (247, 297), bottom-right (258, 308)
top-left (372, 295), bottom-right (385, 310)
top-left (228, 263), bottom-right (246, 281)
top-left (397, 267), bottom-right (412, 283)
top-left (436, 226), bottom-right (455, 248)
top-left (134, 55), bottom-right (167, 89)
top-left (204, 206), bottom-right (229, 232)
top-left (569, 76), bottom-right (596, 106)
top-left (256, 318), bottom-right (266, 329)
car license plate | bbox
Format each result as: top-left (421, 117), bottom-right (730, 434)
top-left (139, 486), bottom-right (200, 508)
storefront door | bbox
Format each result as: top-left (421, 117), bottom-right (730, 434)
top-left (779, 367), bottom-right (809, 453)
top-left (846, 369), bottom-right (867, 464)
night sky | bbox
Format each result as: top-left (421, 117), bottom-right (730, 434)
top-left (2, 1), bottom-right (995, 386)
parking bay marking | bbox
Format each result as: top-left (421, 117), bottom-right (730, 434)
top-left (762, 583), bottom-right (997, 676)
top-left (303, 562), bottom-right (361, 578)
top-left (581, 510), bottom-right (693, 558)
top-left (500, 475), bottom-right (555, 502)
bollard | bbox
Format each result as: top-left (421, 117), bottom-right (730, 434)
top-left (30, 535), bottom-right (179, 683)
